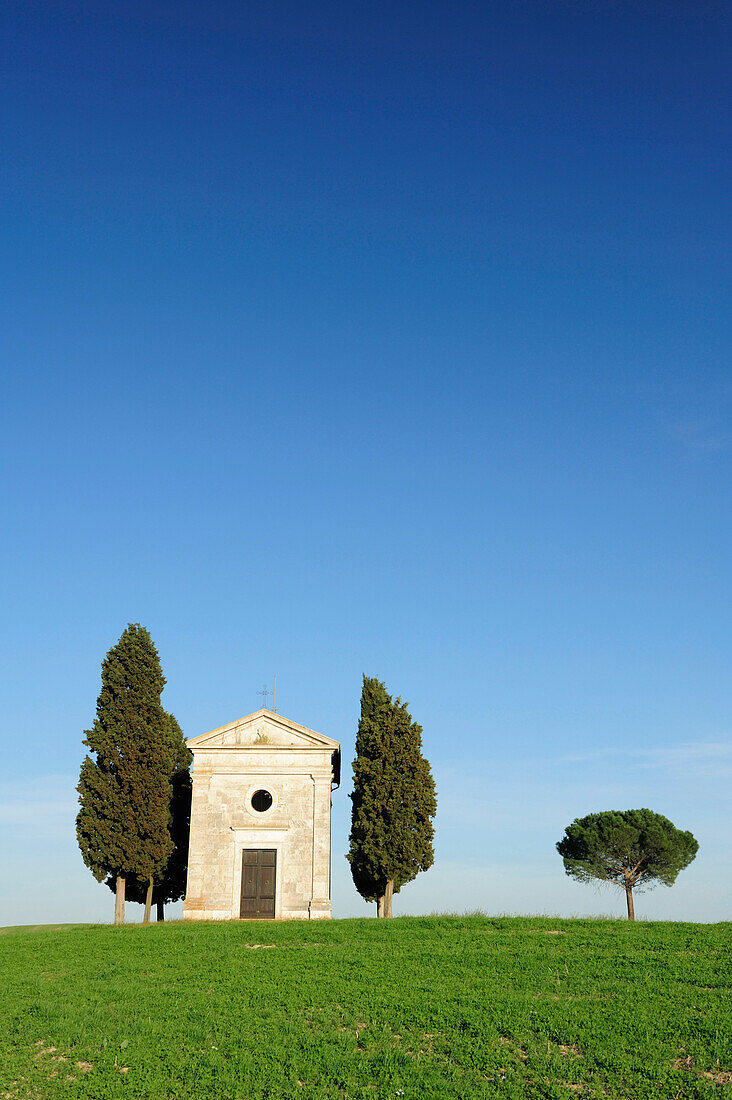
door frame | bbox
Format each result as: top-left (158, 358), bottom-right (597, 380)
top-left (239, 848), bottom-right (277, 920)
top-left (230, 830), bottom-right (285, 920)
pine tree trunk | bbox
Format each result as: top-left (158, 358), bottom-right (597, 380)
top-left (114, 874), bottom-right (125, 925)
top-left (377, 896), bottom-right (385, 917)
top-left (143, 879), bottom-right (153, 924)
top-left (625, 883), bottom-right (635, 921)
top-left (156, 900), bottom-right (165, 922)
top-left (385, 879), bottom-right (394, 918)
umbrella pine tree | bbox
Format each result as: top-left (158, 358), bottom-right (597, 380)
top-left (556, 808), bottom-right (698, 919)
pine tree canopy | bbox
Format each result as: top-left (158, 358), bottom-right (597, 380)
top-left (76, 624), bottom-right (177, 887)
top-left (556, 808), bottom-right (698, 893)
top-left (347, 676), bottom-right (437, 904)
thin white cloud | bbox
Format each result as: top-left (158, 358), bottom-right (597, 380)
top-left (668, 419), bottom-right (732, 453)
top-left (564, 740), bottom-right (732, 778)
top-left (0, 775), bottom-right (78, 828)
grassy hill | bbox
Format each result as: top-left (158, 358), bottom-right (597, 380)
top-left (1, 916), bottom-right (729, 1099)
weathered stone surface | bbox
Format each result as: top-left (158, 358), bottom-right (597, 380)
top-left (183, 710), bottom-right (339, 921)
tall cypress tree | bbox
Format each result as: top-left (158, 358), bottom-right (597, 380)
top-left (348, 676), bottom-right (437, 917)
top-left (120, 713), bottom-right (193, 922)
top-left (76, 624), bottom-right (175, 924)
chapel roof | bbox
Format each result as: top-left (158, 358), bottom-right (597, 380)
top-left (187, 708), bottom-right (340, 752)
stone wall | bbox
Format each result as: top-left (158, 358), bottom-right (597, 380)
top-left (183, 743), bottom-right (335, 920)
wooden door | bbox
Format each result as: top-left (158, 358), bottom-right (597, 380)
top-left (240, 849), bottom-right (277, 919)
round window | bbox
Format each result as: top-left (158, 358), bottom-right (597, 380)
top-left (251, 789), bottom-right (273, 813)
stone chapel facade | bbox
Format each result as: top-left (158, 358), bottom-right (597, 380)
top-left (182, 709), bottom-right (340, 921)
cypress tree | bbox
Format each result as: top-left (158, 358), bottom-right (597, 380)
top-left (347, 676), bottom-right (437, 917)
top-left (76, 624), bottom-right (175, 924)
top-left (120, 713), bottom-right (193, 921)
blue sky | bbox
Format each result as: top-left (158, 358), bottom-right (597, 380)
top-left (1, 0), bottom-right (730, 924)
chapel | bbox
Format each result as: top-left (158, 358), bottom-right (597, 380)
top-left (182, 709), bottom-right (340, 920)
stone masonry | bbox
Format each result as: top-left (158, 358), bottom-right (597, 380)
top-left (183, 710), bottom-right (340, 920)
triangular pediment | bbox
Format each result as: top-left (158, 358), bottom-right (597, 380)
top-left (187, 709), bottom-right (340, 751)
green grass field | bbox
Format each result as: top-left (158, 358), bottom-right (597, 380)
top-left (1, 916), bottom-right (730, 1099)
